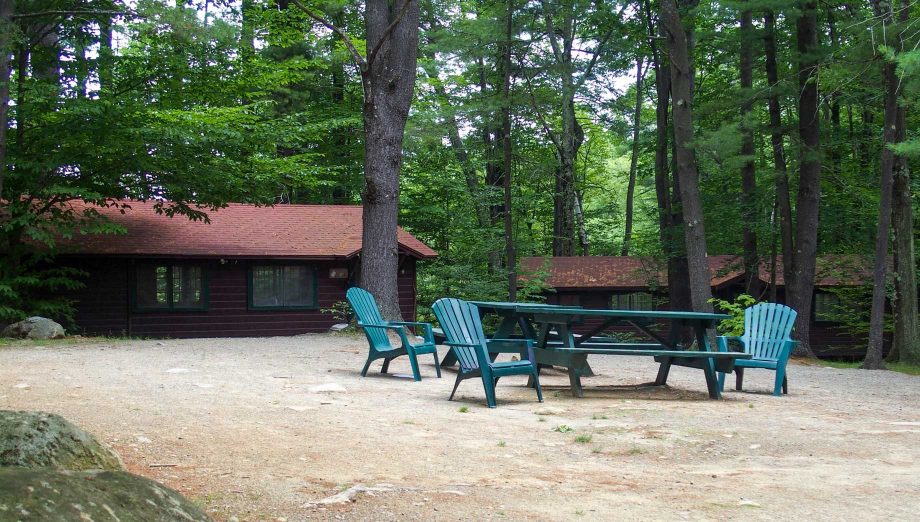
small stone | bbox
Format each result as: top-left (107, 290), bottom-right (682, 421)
top-left (135, 436), bottom-right (151, 444)
top-left (13, 383), bottom-right (29, 389)
top-left (749, 444), bottom-right (761, 450)
top-left (738, 499), bottom-right (761, 508)
top-left (166, 368), bottom-right (191, 374)
top-left (308, 383), bottom-right (346, 393)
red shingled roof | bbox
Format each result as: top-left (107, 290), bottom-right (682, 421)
top-left (55, 200), bottom-right (437, 259)
top-left (520, 255), bottom-right (745, 290)
top-left (520, 255), bottom-right (874, 289)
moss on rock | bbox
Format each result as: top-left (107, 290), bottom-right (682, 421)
top-left (0, 410), bottom-right (123, 471)
top-left (0, 467), bottom-right (211, 521)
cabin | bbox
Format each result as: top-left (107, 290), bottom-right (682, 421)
top-left (520, 255), bottom-right (888, 359)
top-left (56, 200), bottom-right (436, 338)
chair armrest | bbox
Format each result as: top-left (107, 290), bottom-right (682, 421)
top-left (486, 338), bottom-right (536, 364)
top-left (444, 340), bottom-right (480, 348)
top-left (357, 322), bottom-right (414, 347)
top-left (778, 340), bottom-right (798, 362)
top-left (388, 321), bottom-right (434, 343)
top-left (716, 336), bottom-right (744, 353)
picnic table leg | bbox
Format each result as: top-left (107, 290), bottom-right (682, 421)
top-left (695, 321), bottom-right (722, 399)
top-left (567, 354), bottom-right (588, 397)
top-left (655, 356), bottom-right (672, 385)
top-left (440, 347), bottom-right (458, 368)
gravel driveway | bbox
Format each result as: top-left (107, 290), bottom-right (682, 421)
top-left (1, 334), bottom-right (918, 521)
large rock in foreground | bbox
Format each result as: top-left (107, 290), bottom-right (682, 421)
top-left (0, 410), bottom-right (122, 471)
top-left (0, 468), bottom-right (211, 521)
top-left (1, 316), bottom-right (65, 339)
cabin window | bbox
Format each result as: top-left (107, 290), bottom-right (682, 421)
top-left (813, 291), bottom-right (841, 323)
top-left (134, 263), bottom-right (206, 311)
top-left (611, 292), bottom-right (653, 311)
top-left (249, 265), bottom-right (317, 309)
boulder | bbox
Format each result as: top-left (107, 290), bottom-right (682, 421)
top-left (0, 468), bottom-right (211, 521)
top-left (1, 316), bottom-right (65, 340)
top-left (0, 410), bottom-right (123, 471)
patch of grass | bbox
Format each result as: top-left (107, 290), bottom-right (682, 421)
top-left (575, 510), bottom-right (585, 516)
top-left (592, 413), bottom-right (608, 420)
top-left (820, 360), bottom-right (920, 376)
top-left (458, 406), bottom-right (470, 413)
top-left (552, 391), bottom-right (562, 398)
top-left (537, 417), bottom-right (547, 422)
top-left (627, 447), bottom-right (644, 456)
top-left (574, 434), bottom-right (593, 444)
top-left (592, 447), bottom-right (603, 454)
top-left (498, 440), bottom-right (506, 447)
top-left (553, 424), bottom-right (574, 433)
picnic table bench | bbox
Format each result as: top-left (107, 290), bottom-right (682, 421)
top-left (442, 302), bottom-right (750, 399)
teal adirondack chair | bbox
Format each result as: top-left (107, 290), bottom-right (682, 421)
top-left (432, 297), bottom-right (543, 408)
top-left (717, 302), bottom-right (798, 396)
top-left (346, 287), bottom-right (440, 382)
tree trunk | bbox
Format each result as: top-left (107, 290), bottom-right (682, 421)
top-left (861, 58), bottom-right (897, 370)
top-left (889, 0), bottom-right (918, 365)
top-left (574, 189), bottom-right (589, 255)
top-left (358, 0), bottom-right (420, 321)
top-left (622, 56), bottom-right (644, 256)
top-left (788, 0), bottom-right (821, 357)
top-left (553, 94), bottom-right (578, 256)
top-left (739, 2), bottom-right (760, 296)
top-left (662, 0), bottom-right (712, 313)
top-left (501, 0), bottom-right (516, 301)
top-left (0, 0), bottom-right (12, 199)
top-left (764, 9), bottom-right (794, 293)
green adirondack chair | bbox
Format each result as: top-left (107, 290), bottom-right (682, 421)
top-left (346, 287), bottom-right (440, 382)
top-left (717, 302), bottom-right (798, 396)
top-left (432, 297), bottom-right (543, 408)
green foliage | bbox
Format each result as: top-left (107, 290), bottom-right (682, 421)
top-left (552, 424), bottom-right (574, 433)
top-left (708, 294), bottom-right (758, 336)
top-left (321, 300), bottom-right (355, 330)
top-left (0, 265), bottom-right (86, 326)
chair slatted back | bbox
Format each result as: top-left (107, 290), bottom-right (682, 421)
top-left (432, 298), bottom-right (488, 373)
top-left (741, 303), bottom-right (797, 361)
top-left (346, 287), bottom-right (392, 351)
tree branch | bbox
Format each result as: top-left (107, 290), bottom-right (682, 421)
top-left (519, 58), bottom-right (561, 151)
top-left (289, 0), bottom-right (367, 71)
top-left (366, 0), bottom-right (414, 68)
top-left (574, 28), bottom-right (614, 90)
top-left (540, 0), bottom-right (564, 65)
top-left (12, 10), bottom-right (127, 20)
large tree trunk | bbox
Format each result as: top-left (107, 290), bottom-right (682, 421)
top-left (739, 1), bottom-right (760, 296)
top-left (889, 0), bottom-right (918, 365)
top-left (662, 0), bottom-right (712, 313)
top-left (358, 0), bottom-right (420, 321)
top-left (501, 0), bottom-right (517, 301)
top-left (553, 94), bottom-right (578, 256)
top-left (788, 0), bottom-right (821, 357)
top-left (0, 0), bottom-right (12, 199)
top-left (862, 54), bottom-right (898, 370)
top-left (622, 56), bottom-right (644, 256)
top-left (764, 9), bottom-right (794, 293)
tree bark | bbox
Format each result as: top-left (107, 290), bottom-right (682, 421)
top-left (891, 122), bottom-right (918, 364)
top-left (358, 0), bottom-right (420, 320)
top-left (622, 56), bottom-right (644, 256)
top-left (0, 0), bottom-right (12, 199)
top-left (662, 0), bottom-right (712, 313)
top-left (739, 1), bottom-right (760, 296)
top-left (789, 0), bottom-right (821, 357)
top-left (501, 0), bottom-right (517, 300)
top-left (764, 9), bottom-right (794, 293)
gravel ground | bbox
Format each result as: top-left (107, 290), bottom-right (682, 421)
top-left (1, 334), bottom-right (918, 521)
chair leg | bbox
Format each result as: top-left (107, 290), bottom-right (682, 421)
top-left (773, 366), bottom-right (787, 397)
top-left (481, 374), bottom-right (497, 408)
top-left (532, 369), bottom-right (544, 403)
top-left (361, 356), bottom-right (374, 377)
top-left (433, 351), bottom-right (442, 378)
top-left (407, 349), bottom-right (422, 382)
top-left (782, 375), bottom-right (788, 395)
top-left (735, 367), bottom-right (745, 391)
top-left (448, 373), bottom-right (464, 401)
top-left (717, 371), bottom-right (726, 392)
top-left (380, 357), bottom-right (391, 374)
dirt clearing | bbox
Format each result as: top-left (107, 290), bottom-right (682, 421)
top-left (1, 334), bottom-right (917, 521)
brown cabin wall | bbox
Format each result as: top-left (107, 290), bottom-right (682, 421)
top-left (66, 256), bottom-right (418, 338)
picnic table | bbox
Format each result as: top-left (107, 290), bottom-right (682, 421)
top-left (441, 301), bottom-right (750, 399)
